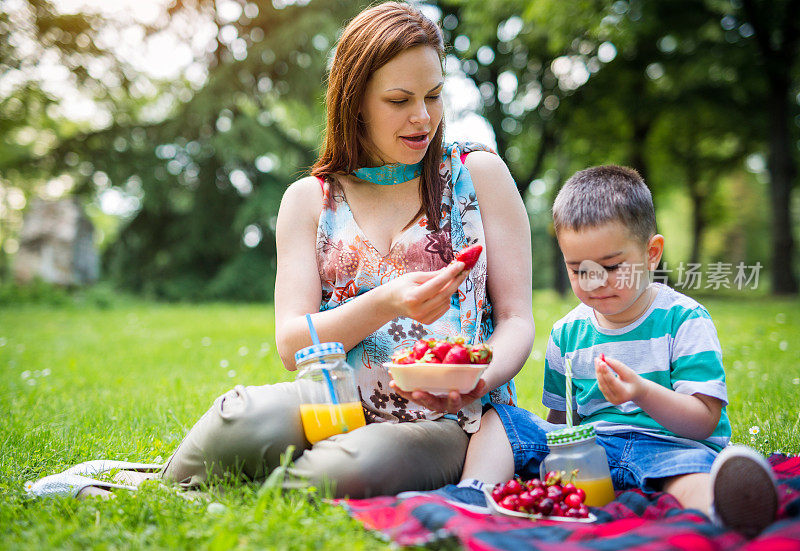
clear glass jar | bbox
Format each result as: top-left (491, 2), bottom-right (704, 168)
top-left (540, 424), bottom-right (615, 506)
top-left (294, 342), bottom-right (366, 444)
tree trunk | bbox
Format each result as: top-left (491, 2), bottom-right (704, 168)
top-left (686, 156), bottom-right (705, 266)
top-left (740, 0), bottom-right (799, 294)
top-left (552, 231), bottom-right (569, 295)
top-left (689, 188), bottom-right (706, 267)
top-left (629, 119), bottom-right (651, 185)
top-left (766, 77), bottom-right (798, 294)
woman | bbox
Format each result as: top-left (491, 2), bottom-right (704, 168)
top-left (29, 1), bottom-right (534, 500)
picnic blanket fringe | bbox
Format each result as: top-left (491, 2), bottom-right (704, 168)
top-left (336, 454), bottom-right (800, 550)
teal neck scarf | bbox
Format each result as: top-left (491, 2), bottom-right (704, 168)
top-left (352, 161), bottom-right (423, 186)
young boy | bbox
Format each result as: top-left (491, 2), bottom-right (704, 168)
top-left (438, 165), bottom-right (778, 538)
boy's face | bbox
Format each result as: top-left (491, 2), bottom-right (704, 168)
top-left (558, 222), bottom-right (664, 326)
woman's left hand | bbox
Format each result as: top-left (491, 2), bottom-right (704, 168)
top-left (389, 378), bottom-right (487, 414)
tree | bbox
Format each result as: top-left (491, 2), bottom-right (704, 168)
top-left (436, 0), bottom-right (797, 294)
top-left (737, 0), bottom-right (800, 294)
top-left (0, 0), bottom-right (123, 278)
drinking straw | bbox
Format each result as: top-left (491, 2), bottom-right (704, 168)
top-left (564, 357), bottom-right (574, 428)
top-left (305, 314), bottom-right (340, 406)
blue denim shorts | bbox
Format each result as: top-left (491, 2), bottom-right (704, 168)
top-left (492, 404), bottom-right (718, 493)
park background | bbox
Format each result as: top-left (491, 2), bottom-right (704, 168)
top-left (1, 0), bottom-right (799, 549)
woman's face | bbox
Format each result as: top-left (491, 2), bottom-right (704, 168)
top-left (360, 45), bottom-right (444, 166)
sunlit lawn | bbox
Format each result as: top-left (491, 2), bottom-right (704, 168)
top-left (1, 291), bottom-right (798, 549)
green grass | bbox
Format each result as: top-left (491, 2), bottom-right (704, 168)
top-left (1, 292), bottom-right (799, 549)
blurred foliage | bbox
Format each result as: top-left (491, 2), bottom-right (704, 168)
top-left (437, 0), bottom-right (798, 292)
top-left (0, 0), bottom-right (798, 300)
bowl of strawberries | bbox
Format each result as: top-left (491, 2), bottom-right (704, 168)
top-left (384, 336), bottom-right (491, 395)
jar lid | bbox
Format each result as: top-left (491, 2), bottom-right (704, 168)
top-left (294, 342), bottom-right (345, 364)
top-left (546, 424), bottom-right (596, 445)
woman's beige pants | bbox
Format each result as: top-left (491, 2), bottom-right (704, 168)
top-left (160, 381), bottom-right (468, 498)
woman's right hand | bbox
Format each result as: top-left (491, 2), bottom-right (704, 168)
top-left (383, 260), bottom-right (468, 325)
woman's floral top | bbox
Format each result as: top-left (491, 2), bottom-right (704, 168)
top-left (316, 142), bottom-right (518, 433)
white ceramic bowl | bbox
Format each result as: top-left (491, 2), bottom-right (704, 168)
top-left (384, 362), bottom-right (488, 395)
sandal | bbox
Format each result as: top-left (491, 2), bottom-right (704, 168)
top-left (24, 472), bottom-right (136, 498)
top-left (64, 460), bottom-right (164, 477)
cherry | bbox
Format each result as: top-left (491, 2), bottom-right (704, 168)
top-left (500, 495), bottom-right (520, 511)
top-left (565, 507), bottom-right (582, 518)
top-left (529, 487), bottom-right (546, 502)
top-left (546, 485), bottom-right (563, 503)
top-left (564, 492), bottom-right (583, 509)
top-left (551, 503), bottom-right (565, 517)
top-left (491, 488), bottom-right (504, 502)
top-left (577, 505), bottom-right (590, 518)
top-left (544, 470), bottom-right (562, 486)
top-left (518, 491), bottom-right (537, 511)
top-left (504, 479), bottom-right (524, 495)
top-left (562, 482), bottom-right (577, 495)
top-left (573, 488), bottom-right (586, 502)
top-left (525, 478), bottom-right (543, 490)
top-left (536, 497), bottom-right (554, 516)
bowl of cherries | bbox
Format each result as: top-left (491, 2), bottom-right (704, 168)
top-left (484, 470), bottom-right (596, 522)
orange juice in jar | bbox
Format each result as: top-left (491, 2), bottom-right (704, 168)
top-left (295, 342), bottom-right (366, 444)
top-left (541, 425), bottom-right (615, 507)
top-left (573, 476), bottom-right (616, 507)
top-left (299, 402), bottom-right (366, 444)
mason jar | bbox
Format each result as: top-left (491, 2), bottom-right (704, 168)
top-left (294, 342), bottom-right (366, 444)
top-left (540, 424), bottom-right (615, 507)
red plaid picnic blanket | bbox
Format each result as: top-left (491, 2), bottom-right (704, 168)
top-left (338, 454), bottom-right (800, 550)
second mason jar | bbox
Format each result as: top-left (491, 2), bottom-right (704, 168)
top-left (540, 424), bottom-right (615, 507)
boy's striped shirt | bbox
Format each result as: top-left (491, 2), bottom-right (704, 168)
top-left (543, 283), bottom-right (731, 452)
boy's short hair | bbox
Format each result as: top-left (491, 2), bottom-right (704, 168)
top-left (553, 165), bottom-right (657, 244)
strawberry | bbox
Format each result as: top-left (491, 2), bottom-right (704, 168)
top-left (468, 343), bottom-right (493, 364)
top-left (443, 344), bottom-right (470, 364)
top-left (391, 349), bottom-right (416, 364)
top-left (411, 339), bottom-right (431, 359)
top-left (418, 349), bottom-right (440, 364)
top-left (432, 341), bottom-right (453, 362)
top-left (455, 244), bottom-right (483, 270)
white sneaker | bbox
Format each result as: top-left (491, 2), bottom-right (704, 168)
top-left (710, 445), bottom-right (778, 538)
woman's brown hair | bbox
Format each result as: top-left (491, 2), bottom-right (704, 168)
top-left (310, 2), bottom-right (446, 230)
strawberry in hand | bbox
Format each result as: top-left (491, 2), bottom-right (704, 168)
top-left (454, 244), bottom-right (482, 271)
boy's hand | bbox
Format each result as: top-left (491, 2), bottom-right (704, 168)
top-left (595, 355), bottom-right (646, 405)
